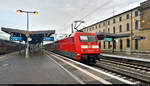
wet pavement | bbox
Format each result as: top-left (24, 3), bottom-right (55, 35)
top-left (0, 51), bottom-right (80, 84)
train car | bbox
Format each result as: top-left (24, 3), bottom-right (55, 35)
top-left (0, 39), bottom-right (25, 55)
top-left (48, 32), bottom-right (101, 64)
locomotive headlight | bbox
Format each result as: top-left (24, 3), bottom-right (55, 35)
top-left (77, 54), bottom-right (80, 55)
top-left (81, 45), bottom-right (88, 48)
top-left (92, 45), bottom-right (99, 48)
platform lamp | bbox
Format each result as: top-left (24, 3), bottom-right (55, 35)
top-left (17, 10), bottom-right (38, 59)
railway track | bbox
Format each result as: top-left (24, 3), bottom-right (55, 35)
top-left (46, 51), bottom-right (136, 84)
top-left (95, 58), bottom-right (150, 83)
top-left (47, 51), bottom-right (150, 83)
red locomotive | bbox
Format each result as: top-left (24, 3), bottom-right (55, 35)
top-left (46, 32), bottom-right (101, 64)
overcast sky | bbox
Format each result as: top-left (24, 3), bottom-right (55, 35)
top-left (0, 0), bottom-right (146, 40)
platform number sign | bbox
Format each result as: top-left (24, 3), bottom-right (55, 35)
top-left (43, 37), bottom-right (54, 41)
top-left (132, 36), bottom-right (145, 40)
top-left (10, 36), bottom-right (22, 41)
top-left (104, 38), bottom-right (112, 42)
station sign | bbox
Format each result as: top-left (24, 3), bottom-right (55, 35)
top-left (10, 37), bottom-right (22, 41)
top-left (43, 37), bottom-right (54, 41)
top-left (132, 37), bottom-right (145, 40)
top-left (104, 38), bottom-right (112, 42)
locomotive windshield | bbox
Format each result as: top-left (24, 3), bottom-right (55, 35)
top-left (80, 36), bottom-right (97, 42)
top-left (88, 36), bottom-right (97, 42)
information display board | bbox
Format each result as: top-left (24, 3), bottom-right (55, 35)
top-left (10, 37), bottom-right (22, 41)
top-left (43, 37), bottom-right (54, 41)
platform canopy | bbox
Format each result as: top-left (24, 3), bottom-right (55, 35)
top-left (96, 32), bottom-right (133, 40)
top-left (1, 27), bottom-right (55, 44)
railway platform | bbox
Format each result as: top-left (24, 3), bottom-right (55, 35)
top-left (0, 50), bottom-right (135, 84)
top-left (0, 51), bottom-right (80, 84)
top-left (101, 52), bottom-right (150, 62)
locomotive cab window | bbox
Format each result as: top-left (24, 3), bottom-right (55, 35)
top-left (80, 36), bottom-right (88, 42)
top-left (80, 35), bottom-right (97, 42)
top-left (88, 36), bottom-right (97, 42)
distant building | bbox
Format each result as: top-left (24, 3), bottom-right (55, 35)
top-left (81, 0), bottom-right (150, 53)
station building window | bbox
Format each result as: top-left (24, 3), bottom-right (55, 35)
top-left (113, 40), bottom-right (116, 49)
top-left (119, 25), bottom-right (122, 32)
top-left (103, 22), bottom-right (105, 26)
top-left (108, 21), bottom-right (110, 25)
top-left (126, 23), bottom-right (130, 31)
top-left (119, 17), bottom-right (122, 21)
top-left (135, 20), bottom-right (139, 29)
top-left (103, 29), bottom-right (105, 32)
top-left (126, 14), bottom-right (130, 19)
top-left (113, 19), bottom-right (116, 23)
top-left (135, 11), bottom-right (139, 17)
top-left (99, 24), bottom-right (101, 28)
top-left (135, 40), bottom-right (138, 50)
top-left (120, 39), bottom-right (123, 51)
top-left (95, 25), bottom-right (97, 29)
top-left (108, 28), bottom-right (110, 33)
top-left (113, 27), bottom-right (115, 34)
top-left (127, 39), bottom-right (130, 48)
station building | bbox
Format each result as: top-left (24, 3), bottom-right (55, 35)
top-left (81, 0), bottom-right (150, 53)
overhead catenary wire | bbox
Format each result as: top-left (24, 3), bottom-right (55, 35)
top-left (62, 0), bottom-right (111, 32)
top-left (61, 0), bottom-right (91, 31)
top-left (80, 0), bottom-right (143, 29)
top-left (62, 0), bottom-right (140, 32)
top-left (73, 0), bottom-right (112, 31)
top-left (79, 0), bottom-right (111, 21)
top-left (74, 0), bottom-right (112, 31)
